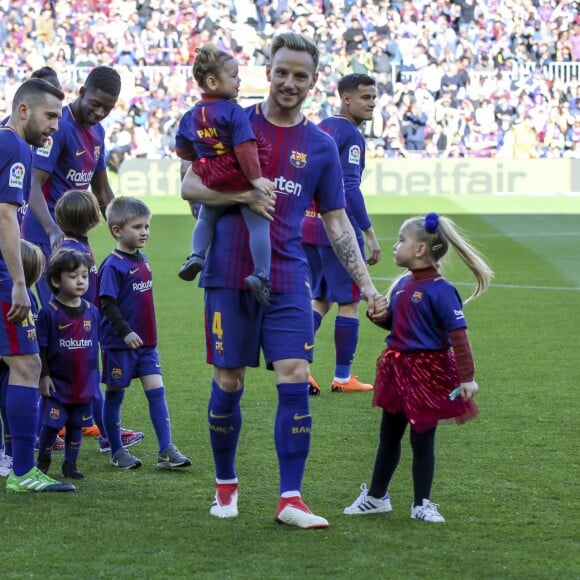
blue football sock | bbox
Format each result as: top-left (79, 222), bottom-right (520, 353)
top-left (103, 389), bottom-right (125, 455)
top-left (313, 310), bottom-right (323, 334)
top-left (92, 387), bottom-right (105, 435)
top-left (6, 385), bottom-right (38, 476)
top-left (275, 382), bottom-right (311, 495)
top-left (145, 387), bottom-right (171, 452)
top-left (208, 379), bottom-right (243, 481)
top-left (334, 316), bottom-right (359, 380)
top-left (64, 425), bottom-right (82, 462)
top-left (37, 425), bottom-right (59, 457)
top-left (36, 392), bottom-right (45, 438)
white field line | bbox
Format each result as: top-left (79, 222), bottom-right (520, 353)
top-left (377, 232), bottom-right (580, 242)
top-left (373, 231), bottom-right (580, 291)
top-left (372, 277), bottom-right (580, 292)
top-left (472, 232), bottom-right (580, 239)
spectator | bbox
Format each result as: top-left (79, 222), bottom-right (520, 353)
top-left (454, 0), bottom-right (478, 31)
top-left (343, 19), bottom-right (366, 54)
top-left (494, 91), bottom-right (517, 140)
top-left (0, 0), bottom-right (576, 160)
top-left (428, 121), bottom-right (449, 153)
top-left (498, 115), bottom-right (539, 159)
top-left (474, 52), bottom-right (495, 72)
top-left (402, 99), bottom-right (428, 150)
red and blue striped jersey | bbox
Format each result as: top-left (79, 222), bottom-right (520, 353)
top-left (0, 127), bottom-right (32, 280)
top-left (175, 98), bottom-right (257, 159)
top-left (301, 116), bottom-right (371, 247)
top-left (21, 105), bottom-right (106, 245)
top-left (199, 104), bottom-right (346, 296)
top-left (98, 250), bottom-right (157, 348)
top-left (37, 299), bottom-right (99, 404)
top-left (386, 271), bottom-right (468, 352)
top-left (60, 236), bottom-right (99, 306)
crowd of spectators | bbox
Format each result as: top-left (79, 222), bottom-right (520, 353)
top-left (0, 0), bottom-right (579, 163)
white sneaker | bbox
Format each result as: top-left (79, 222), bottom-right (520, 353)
top-left (0, 452), bottom-right (13, 477)
top-left (275, 497), bottom-right (329, 529)
top-left (343, 483), bottom-right (392, 515)
top-left (411, 499), bottom-right (445, 523)
top-left (210, 483), bottom-right (239, 518)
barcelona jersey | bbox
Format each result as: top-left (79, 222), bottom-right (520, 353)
top-left (0, 127), bottom-right (32, 281)
top-left (301, 116), bottom-right (370, 247)
top-left (21, 105), bottom-right (106, 245)
top-left (386, 272), bottom-right (467, 352)
top-left (98, 250), bottom-right (157, 349)
top-left (36, 299), bottom-right (100, 404)
top-left (176, 97), bottom-right (257, 159)
top-left (199, 104), bottom-right (346, 296)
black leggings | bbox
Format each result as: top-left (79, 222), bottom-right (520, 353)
top-left (369, 410), bottom-right (436, 507)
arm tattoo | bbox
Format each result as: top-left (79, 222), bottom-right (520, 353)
top-left (330, 230), bottom-right (365, 287)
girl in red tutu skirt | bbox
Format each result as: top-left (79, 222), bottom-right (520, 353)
top-left (174, 44), bottom-right (274, 305)
top-left (343, 212), bottom-right (493, 523)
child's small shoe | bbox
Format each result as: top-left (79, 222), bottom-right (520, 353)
top-left (178, 253), bottom-right (205, 281)
top-left (62, 460), bottom-right (85, 480)
top-left (244, 270), bottom-right (271, 305)
top-left (410, 499), bottom-right (445, 523)
top-left (37, 454), bottom-right (52, 475)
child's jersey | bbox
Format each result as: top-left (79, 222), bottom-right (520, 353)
top-left (386, 271), bottom-right (467, 352)
top-left (98, 250), bottom-right (157, 348)
top-left (37, 298), bottom-right (100, 404)
top-left (175, 97), bottom-right (257, 160)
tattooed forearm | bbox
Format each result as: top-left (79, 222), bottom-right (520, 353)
top-left (329, 230), bottom-right (366, 287)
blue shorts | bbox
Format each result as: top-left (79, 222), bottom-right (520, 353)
top-left (303, 243), bottom-right (362, 304)
top-left (41, 399), bottom-right (93, 430)
top-left (0, 284), bottom-right (39, 357)
top-left (204, 289), bottom-right (314, 369)
top-left (101, 346), bottom-right (162, 388)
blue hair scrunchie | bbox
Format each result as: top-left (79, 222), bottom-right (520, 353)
top-left (424, 212), bottom-right (439, 233)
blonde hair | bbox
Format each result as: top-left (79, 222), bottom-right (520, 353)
top-left (192, 44), bottom-right (235, 89)
top-left (387, 213), bottom-right (493, 304)
top-left (20, 240), bottom-right (45, 288)
top-left (270, 32), bottom-right (319, 71)
top-left (105, 196), bottom-right (151, 234)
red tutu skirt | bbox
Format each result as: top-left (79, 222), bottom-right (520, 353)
top-left (193, 133), bottom-right (272, 192)
top-left (373, 348), bottom-right (478, 434)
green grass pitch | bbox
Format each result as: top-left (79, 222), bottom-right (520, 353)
top-left (2, 202), bottom-right (578, 579)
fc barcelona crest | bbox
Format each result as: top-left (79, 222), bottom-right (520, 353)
top-left (289, 150), bottom-right (307, 168)
top-left (94, 145), bottom-right (101, 160)
top-left (50, 407), bottom-right (60, 420)
top-left (84, 319), bottom-right (92, 332)
top-left (411, 291), bottom-right (423, 303)
top-left (112, 367), bottom-right (122, 380)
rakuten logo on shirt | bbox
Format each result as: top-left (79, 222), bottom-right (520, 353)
top-left (60, 338), bottom-right (93, 349)
top-left (133, 280), bottom-right (153, 292)
top-left (66, 168), bottom-right (94, 187)
top-left (274, 176), bottom-right (302, 197)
